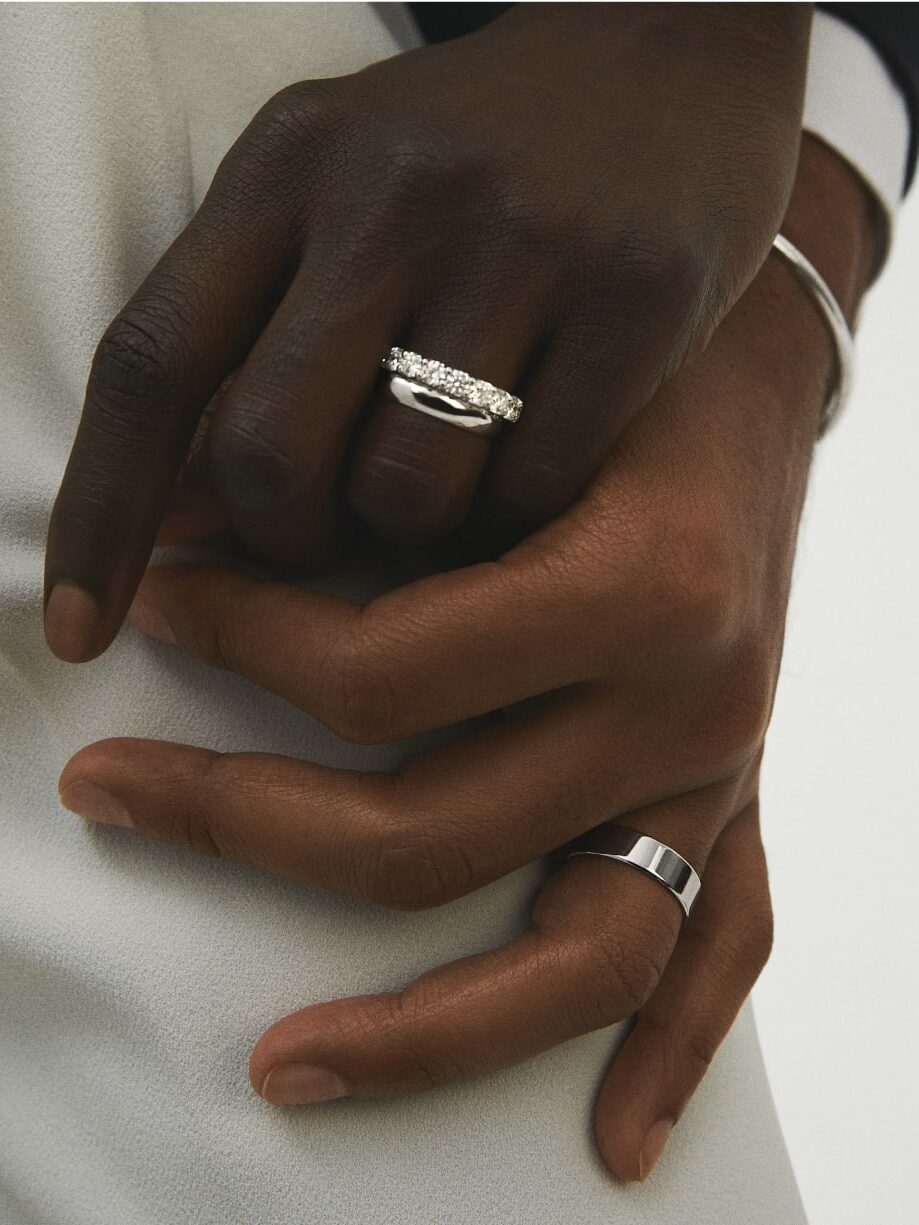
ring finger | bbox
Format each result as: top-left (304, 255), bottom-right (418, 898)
top-left (247, 784), bottom-right (729, 1106)
top-left (347, 253), bottom-right (547, 544)
top-left (593, 801), bottom-right (772, 1181)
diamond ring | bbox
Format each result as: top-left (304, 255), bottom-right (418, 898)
top-left (379, 347), bottom-right (522, 437)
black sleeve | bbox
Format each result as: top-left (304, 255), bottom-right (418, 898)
top-left (406, 4), bottom-right (511, 45)
top-left (408, 2), bottom-right (919, 194)
top-left (820, 4), bottom-right (919, 191)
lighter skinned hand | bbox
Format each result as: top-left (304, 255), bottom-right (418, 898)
top-left (44, 3), bottom-right (812, 663)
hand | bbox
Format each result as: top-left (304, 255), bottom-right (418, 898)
top-left (44, 3), bottom-right (813, 663)
top-left (58, 131), bottom-right (876, 1178)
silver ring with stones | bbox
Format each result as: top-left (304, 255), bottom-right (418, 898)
top-left (380, 347), bottom-right (522, 437)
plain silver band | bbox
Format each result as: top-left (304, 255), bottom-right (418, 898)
top-left (771, 232), bottom-right (854, 436)
top-left (380, 373), bottom-right (502, 438)
top-left (565, 826), bottom-right (702, 920)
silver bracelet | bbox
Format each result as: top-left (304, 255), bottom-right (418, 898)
top-left (771, 232), bottom-right (855, 436)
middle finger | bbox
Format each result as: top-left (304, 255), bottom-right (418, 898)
top-left (346, 246), bottom-right (546, 544)
top-left (248, 782), bottom-right (729, 1105)
top-left (205, 235), bottom-right (409, 568)
top-left (59, 686), bottom-right (749, 907)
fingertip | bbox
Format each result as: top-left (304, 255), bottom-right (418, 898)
top-left (593, 1071), bottom-right (660, 1183)
top-left (58, 736), bottom-right (198, 801)
top-left (638, 1118), bottom-right (673, 1181)
top-left (257, 1064), bottom-right (348, 1106)
top-left (59, 778), bottom-right (134, 829)
top-left (57, 740), bottom-right (129, 808)
top-left (44, 581), bottom-right (107, 663)
top-left (594, 1115), bottom-right (673, 1183)
top-left (594, 1114), bottom-right (644, 1183)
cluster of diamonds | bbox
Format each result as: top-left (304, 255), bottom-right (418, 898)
top-left (382, 347), bottom-right (522, 423)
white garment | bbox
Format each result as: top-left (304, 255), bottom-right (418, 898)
top-left (804, 9), bottom-right (911, 243)
top-left (0, 5), bottom-right (807, 1223)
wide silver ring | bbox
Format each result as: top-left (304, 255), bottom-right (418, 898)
top-left (380, 347), bottom-right (522, 436)
top-left (564, 825), bottom-right (702, 921)
top-left (380, 374), bottom-right (502, 438)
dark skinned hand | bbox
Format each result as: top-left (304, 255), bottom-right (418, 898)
top-left (57, 135), bottom-right (878, 1182)
top-left (44, 3), bottom-right (813, 663)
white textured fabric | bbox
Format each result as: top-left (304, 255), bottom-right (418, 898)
top-left (0, 5), bottom-right (807, 1223)
top-left (804, 9), bottom-right (911, 223)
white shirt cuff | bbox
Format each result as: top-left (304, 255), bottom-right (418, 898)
top-left (804, 8), bottom-right (911, 226)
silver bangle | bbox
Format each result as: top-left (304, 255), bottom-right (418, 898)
top-left (771, 232), bottom-right (855, 436)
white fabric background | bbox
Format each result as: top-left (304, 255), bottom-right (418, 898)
top-left (0, 5), bottom-right (806, 1224)
top-left (755, 186), bottom-right (919, 1225)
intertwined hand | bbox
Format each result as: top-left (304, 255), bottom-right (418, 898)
top-left (44, 5), bottom-right (811, 662)
top-left (59, 182), bottom-right (857, 1174)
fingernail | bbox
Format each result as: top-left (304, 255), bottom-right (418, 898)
top-left (45, 582), bottom-right (104, 663)
top-left (259, 1064), bottom-right (348, 1106)
top-left (128, 594), bottom-right (176, 645)
top-left (60, 780), bottom-right (133, 829)
top-left (639, 1119), bottom-right (673, 1181)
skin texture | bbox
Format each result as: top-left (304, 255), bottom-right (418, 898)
top-left (57, 135), bottom-right (878, 1183)
top-left (43, 3), bottom-right (814, 662)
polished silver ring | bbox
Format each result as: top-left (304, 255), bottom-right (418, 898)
top-left (380, 347), bottom-right (522, 436)
top-left (565, 825), bottom-right (701, 920)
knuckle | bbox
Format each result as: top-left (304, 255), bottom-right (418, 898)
top-left (90, 311), bottom-right (185, 416)
top-left (320, 625), bottom-right (399, 745)
top-left (381, 991), bottom-right (467, 1087)
top-left (213, 80), bottom-right (344, 223)
top-left (148, 753), bottom-right (238, 860)
top-left (482, 183), bottom-right (569, 267)
top-left (684, 1028), bottom-right (719, 1078)
top-left (161, 802), bottom-right (223, 860)
top-left (606, 942), bottom-right (665, 1015)
top-left (644, 510), bottom-right (740, 657)
top-left (702, 899), bottom-right (774, 1002)
top-left (249, 79), bottom-right (340, 161)
top-left (700, 639), bottom-right (777, 765)
top-left (361, 821), bottom-right (474, 911)
top-left (206, 578), bottom-right (266, 675)
top-left (488, 452), bottom-right (579, 533)
top-left (581, 927), bottom-right (668, 1020)
top-left (615, 228), bottom-right (704, 317)
top-left (376, 125), bottom-right (460, 194)
top-left (739, 901), bottom-right (775, 975)
top-left (698, 855), bottom-right (774, 987)
top-left (641, 1008), bottom-right (721, 1084)
top-left (208, 408), bottom-right (304, 513)
top-left (551, 225), bottom-right (709, 379)
top-left (348, 444), bottom-right (470, 544)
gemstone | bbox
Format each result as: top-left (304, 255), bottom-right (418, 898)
top-left (381, 347), bottom-right (521, 423)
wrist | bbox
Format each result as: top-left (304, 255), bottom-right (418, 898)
top-left (743, 133), bottom-right (880, 436)
top-left (779, 132), bottom-right (882, 323)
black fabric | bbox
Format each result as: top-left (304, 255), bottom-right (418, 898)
top-left (407, 2), bottom-right (919, 195)
top-left (820, 4), bottom-right (919, 190)
top-left (407, 3), bottom-right (511, 45)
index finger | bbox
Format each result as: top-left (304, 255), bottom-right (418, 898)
top-left (125, 480), bottom-right (669, 743)
top-left (43, 192), bottom-right (291, 663)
